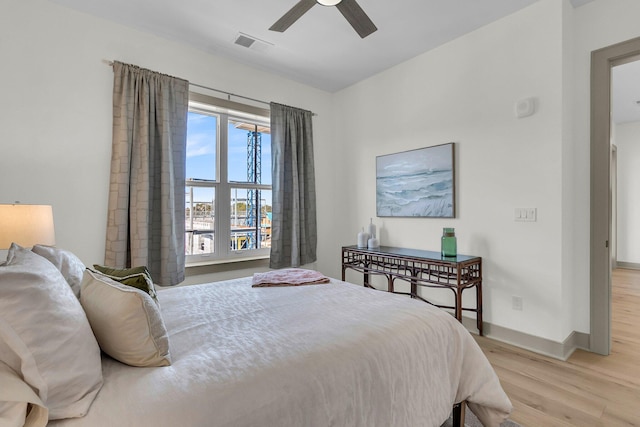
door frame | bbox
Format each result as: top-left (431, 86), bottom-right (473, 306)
top-left (590, 36), bottom-right (640, 355)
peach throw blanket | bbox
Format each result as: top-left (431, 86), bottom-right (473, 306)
top-left (251, 268), bottom-right (330, 287)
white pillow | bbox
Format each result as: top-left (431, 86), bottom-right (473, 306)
top-left (0, 244), bottom-right (103, 420)
top-left (0, 361), bottom-right (48, 427)
top-left (80, 270), bottom-right (171, 367)
top-left (31, 244), bottom-right (85, 298)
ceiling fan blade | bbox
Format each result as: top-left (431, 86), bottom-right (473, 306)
top-left (336, 0), bottom-right (377, 38)
top-left (269, 0), bottom-right (317, 32)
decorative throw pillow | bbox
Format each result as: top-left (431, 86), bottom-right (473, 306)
top-left (80, 269), bottom-right (171, 367)
top-left (0, 361), bottom-right (48, 427)
top-left (0, 244), bottom-right (103, 420)
top-left (92, 264), bottom-right (158, 303)
top-left (31, 244), bottom-right (85, 298)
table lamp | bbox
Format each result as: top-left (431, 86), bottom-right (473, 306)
top-left (0, 204), bottom-right (56, 249)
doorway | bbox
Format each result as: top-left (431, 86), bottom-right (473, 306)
top-left (590, 37), bottom-right (640, 355)
top-left (611, 59), bottom-right (640, 271)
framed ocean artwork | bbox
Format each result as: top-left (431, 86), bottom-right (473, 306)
top-left (376, 143), bottom-right (455, 218)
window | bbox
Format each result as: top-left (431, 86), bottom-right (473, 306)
top-left (185, 93), bottom-right (271, 264)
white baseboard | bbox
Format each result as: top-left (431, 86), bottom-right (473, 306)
top-left (616, 261), bottom-right (640, 270)
top-left (461, 317), bottom-right (590, 361)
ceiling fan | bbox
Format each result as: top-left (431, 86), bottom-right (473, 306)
top-left (269, 0), bottom-right (377, 39)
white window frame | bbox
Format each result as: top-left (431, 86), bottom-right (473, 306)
top-left (186, 92), bottom-right (271, 266)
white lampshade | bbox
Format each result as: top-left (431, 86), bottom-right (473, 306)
top-left (0, 204), bottom-right (55, 249)
top-left (317, 0), bottom-right (342, 6)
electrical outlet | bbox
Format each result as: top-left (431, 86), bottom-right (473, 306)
top-left (512, 296), bottom-right (523, 311)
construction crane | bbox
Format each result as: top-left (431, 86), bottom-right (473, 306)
top-left (233, 121), bottom-right (269, 250)
top-left (245, 129), bottom-right (261, 249)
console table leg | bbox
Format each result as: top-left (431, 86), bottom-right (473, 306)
top-left (452, 401), bottom-right (466, 427)
top-left (477, 282), bottom-right (483, 336)
top-left (455, 289), bottom-right (463, 322)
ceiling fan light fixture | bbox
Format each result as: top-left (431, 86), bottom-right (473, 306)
top-left (317, 0), bottom-right (342, 6)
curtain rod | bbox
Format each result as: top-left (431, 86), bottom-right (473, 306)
top-left (189, 82), bottom-right (270, 107)
top-left (103, 60), bottom-right (317, 116)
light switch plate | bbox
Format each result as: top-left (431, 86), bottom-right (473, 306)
top-left (515, 208), bottom-right (537, 222)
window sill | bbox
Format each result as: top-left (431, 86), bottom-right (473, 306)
top-left (186, 254), bottom-right (269, 268)
top-left (185, 255), bottom-right (270, 280)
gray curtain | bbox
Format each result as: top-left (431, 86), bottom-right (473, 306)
top-left (105, 62), bottom-right (188, 285)
top-left (269, 102), bottom-right (317, 269)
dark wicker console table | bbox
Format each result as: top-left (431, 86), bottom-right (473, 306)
top-left (341, 245), bottom-right (483, 335)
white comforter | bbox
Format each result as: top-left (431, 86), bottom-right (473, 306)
top-left (50, 277), bottom-right (511, 427)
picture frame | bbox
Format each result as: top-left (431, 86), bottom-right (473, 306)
top-left (376, 143), bottom-right (455, 218)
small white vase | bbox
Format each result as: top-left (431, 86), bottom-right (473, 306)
top-left (357, 228), bottom-right (369, 248)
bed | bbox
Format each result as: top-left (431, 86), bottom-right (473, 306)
top-left (0, 246), bottom-right (511, 427)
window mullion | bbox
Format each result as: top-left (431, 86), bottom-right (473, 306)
top-left (217, 114), bottom-right (231, 258)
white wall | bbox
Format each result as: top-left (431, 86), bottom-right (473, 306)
top-left (334, 0), bottom-right (640, 345)
top-left (560, 0), bottom-right (577, 343)
top-left (0, 0), bottom-right (334, 282)
top-left (334, 0), bottom-right (568, 341)
top-left (615, 121), bottom-right (640, 264)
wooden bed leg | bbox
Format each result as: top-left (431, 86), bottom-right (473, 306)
top-left (452, 401), bottom-right (466, 427)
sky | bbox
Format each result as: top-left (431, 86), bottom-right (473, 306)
top-left (186, 111), bottom-right (272, 210)
top-left (186, 112), bottom-right (272, 184)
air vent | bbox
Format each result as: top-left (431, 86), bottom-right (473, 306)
top-left (234, 34), bottom-right (255, 48)
top-left (233, 33), bottom-right (274, 52)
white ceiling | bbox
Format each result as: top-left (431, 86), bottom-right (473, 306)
top-left (50, 0), bottom-right (540, 92)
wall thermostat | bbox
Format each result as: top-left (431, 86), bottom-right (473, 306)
top-left (515, 97), bottom-right (536, 118)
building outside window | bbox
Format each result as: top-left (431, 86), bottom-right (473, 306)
top-left (185, 93), bottom-right (271, 264)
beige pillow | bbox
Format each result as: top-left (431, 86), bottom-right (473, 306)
top-left (0, 361), bottom-right (48, 427)
top-left (32, 244), bottom-right (85, 298)
top-left (80, 270), bottom-right (171, 367)
top-left (0, 244), bottom-right (103, 420)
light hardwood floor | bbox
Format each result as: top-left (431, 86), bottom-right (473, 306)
top-left (474, 268), bottom-right (640, 426)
